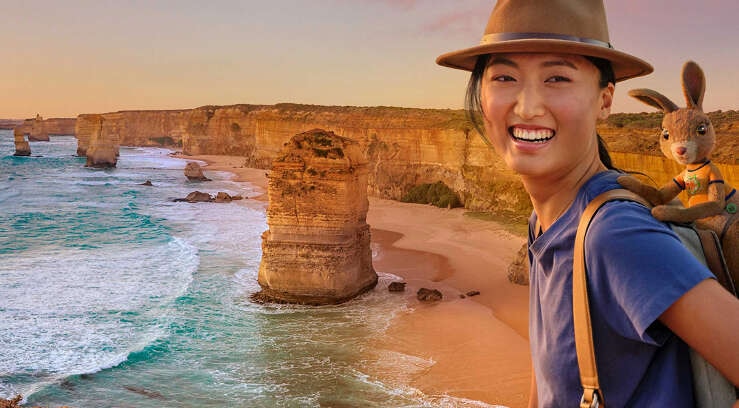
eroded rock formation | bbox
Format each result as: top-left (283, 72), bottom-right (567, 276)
top-left (184, 162), bottom-right (211, 181)
top-left (85, 115), bottom-right (118, 168)
top-left (13, 127), bottom-right (31, 156)
top-left (256, 129), bottom-right (377, 305)
top-left (417, 288), bottom-right (443, 302)
top-left (507, 243), bottom-right (530, 286)
top-left (15, 115), bottom-right (76, 142)
top-left (28, 114), bottom-right (48, 141)
top-left (76, 110), bottom-right (190, 156)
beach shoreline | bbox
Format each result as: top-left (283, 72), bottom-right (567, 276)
top-left (186, 154), bottom-right (532, 408)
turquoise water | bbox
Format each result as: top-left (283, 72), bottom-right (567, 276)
top-left (0, 131), bottom-right (498, 407)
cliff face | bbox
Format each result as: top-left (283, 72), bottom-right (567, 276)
top-left (44, 118), bottom-right (76, 136)
top-left (257, 129), bottom-right (377, 304)
top-left (74, 105), bottom-right (739, 216)
top-left (76, 110), bottom-right (189, 155)
top-left (16, 116), bottom-right (76, 141)
top-left (77, 104), bottom-right (528, 213)
top-left (0, 119), bottom-right (24, 129)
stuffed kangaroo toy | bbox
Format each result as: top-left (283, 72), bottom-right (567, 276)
top-left (618, 60), bottom-right (738, 281)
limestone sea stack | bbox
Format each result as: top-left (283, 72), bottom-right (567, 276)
top-left (13, 127), bottom-right (31, 156)
top-left (85, 114), bottom-right (118, 168)
top-left (255, 129), bottom-right (377, 305)
top-left (75, 114), bottom-right (94, 156)
top-left (28, 114), bottom-right (49, 141)
top-left (184, 162), bottom-right (211, 181)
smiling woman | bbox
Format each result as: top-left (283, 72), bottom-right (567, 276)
top-left (436, 1), bottom-right (739, 407)
top-left (475, 53), bottom-right (612, 197)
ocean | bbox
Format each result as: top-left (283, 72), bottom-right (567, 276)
top-left (0, 130), bottom-right (500, 408)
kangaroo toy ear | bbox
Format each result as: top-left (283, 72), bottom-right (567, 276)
top-left (628, 88), bottom-right (678, 113)
top-left (682, 61), bottom-right (706, 110)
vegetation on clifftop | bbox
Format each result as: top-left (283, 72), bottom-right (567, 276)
top-left (401, 181), bottom-right (462, 209)
top-left (148, 136), bottom-right (179, 147)
top-left (603, 109), bottom-right (739, 129)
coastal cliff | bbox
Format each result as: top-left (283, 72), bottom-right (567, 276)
top-left (75, 104), bottom-right (528, 214)
top-left (73, 105), bottom-right (738, 215)
top-left (0, 119), bottom-right (23, 129)
top-left (76, 110), bottom-right (188, 156)
top-left (17, 116), bottom-right (76, 141)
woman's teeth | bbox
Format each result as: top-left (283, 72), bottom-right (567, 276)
top-left (511, 127), bottom-right (554, 143)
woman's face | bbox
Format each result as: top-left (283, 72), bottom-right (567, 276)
top-left (480, 53), bottom-right (614, 180)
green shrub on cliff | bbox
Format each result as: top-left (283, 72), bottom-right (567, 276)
top-left (401, 181), bottom-right (462, 208)
top-left (602, 112), bottom-right (662, 128)
top-left (148, 136), bottom-right (176, 146)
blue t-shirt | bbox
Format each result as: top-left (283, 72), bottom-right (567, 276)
top-left (528, 171), bottom-right (713, 407)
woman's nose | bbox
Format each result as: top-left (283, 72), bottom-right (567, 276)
top-left (513, 84), bottom-right (546, 119)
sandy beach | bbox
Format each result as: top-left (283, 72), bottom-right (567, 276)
top-left (186, 154), bottom-right (532, 408)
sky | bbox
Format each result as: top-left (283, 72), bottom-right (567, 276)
top-left (1, 0), bottom-right (738, 118)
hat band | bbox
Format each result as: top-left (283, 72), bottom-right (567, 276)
top-left (480, 32), bottom-right (613, 49)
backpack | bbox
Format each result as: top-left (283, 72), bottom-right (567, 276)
top-left (573, 189), bottom-right (737, 408)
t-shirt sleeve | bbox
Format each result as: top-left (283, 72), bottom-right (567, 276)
top-left (584, 201), bottom-right (714, 346)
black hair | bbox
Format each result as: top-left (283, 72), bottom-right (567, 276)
top-left (464, 54), bottom-right (618, 170)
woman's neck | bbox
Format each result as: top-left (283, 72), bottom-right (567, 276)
top-left (522, 153), bottom-right (607, 232)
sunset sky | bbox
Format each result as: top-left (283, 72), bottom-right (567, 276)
top-left (2, 0), bottom-right (738, 119)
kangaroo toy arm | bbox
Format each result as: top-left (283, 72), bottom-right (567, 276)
top-left (652, 200), bottom-right (725, 223)
top-left (617, 175), bottom-right (682, 206)
top-left (618, 175), bottom-right (727, 223)
top-left (654, 180), bottom-right (727, 222)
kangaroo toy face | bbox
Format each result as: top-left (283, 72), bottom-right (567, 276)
top-left (629, 61), bottom-right (715, 166)
top-left (660, 108), bottom-right (715, 165)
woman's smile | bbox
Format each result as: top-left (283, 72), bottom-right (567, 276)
top-left (510, 126), bottom-right (555, 143)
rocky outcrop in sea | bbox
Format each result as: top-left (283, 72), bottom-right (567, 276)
top-left (13, 127), bottom-right (30, 156)
top-left (183, 162), bottom-right (211, 181)
top-left (255, 129), bottom-right (377, 305)
top-left (84, 114), bottom-right (118, 168)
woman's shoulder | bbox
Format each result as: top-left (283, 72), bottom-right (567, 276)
top-left (585, 198), bottom-right (710, 277)
top-left (587, 199), bottom-right (676, 248)
top-left (576, 171), bottom-right (670, 237)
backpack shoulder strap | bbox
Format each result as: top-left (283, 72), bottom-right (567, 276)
top-left (693, 228), bottom-right (737, 297)
top-left (574, 189), bottom-right (649, 408)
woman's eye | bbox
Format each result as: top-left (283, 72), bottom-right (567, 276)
top-left (696, 124), bottom-right (707, 135)
top-left (492, 75), bottom-right (515, 82)
top-left (662, 128), bottom-right (670, 140)
top-left (545, 76), bottom-right (571, 83)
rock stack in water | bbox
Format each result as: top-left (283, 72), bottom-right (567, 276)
top-left (85, 114), bottom-right (118, 168)
top-left (256, 129), bottom-right (377, 305)
top-left (28, 114), bottom-right (49, 141)
top-left (13, 127), bottom-right (30, 156)
top-left (184, 162), bottom-right (211, 181)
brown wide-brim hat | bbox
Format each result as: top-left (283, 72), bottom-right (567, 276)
top-left (436, 0), bottom-right (653, 82)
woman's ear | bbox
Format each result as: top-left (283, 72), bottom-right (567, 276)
top-left (598, 83), bottom-right (615, 120)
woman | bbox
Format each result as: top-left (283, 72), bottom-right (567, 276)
top-left (436, 1), bottom-right (739, 407)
